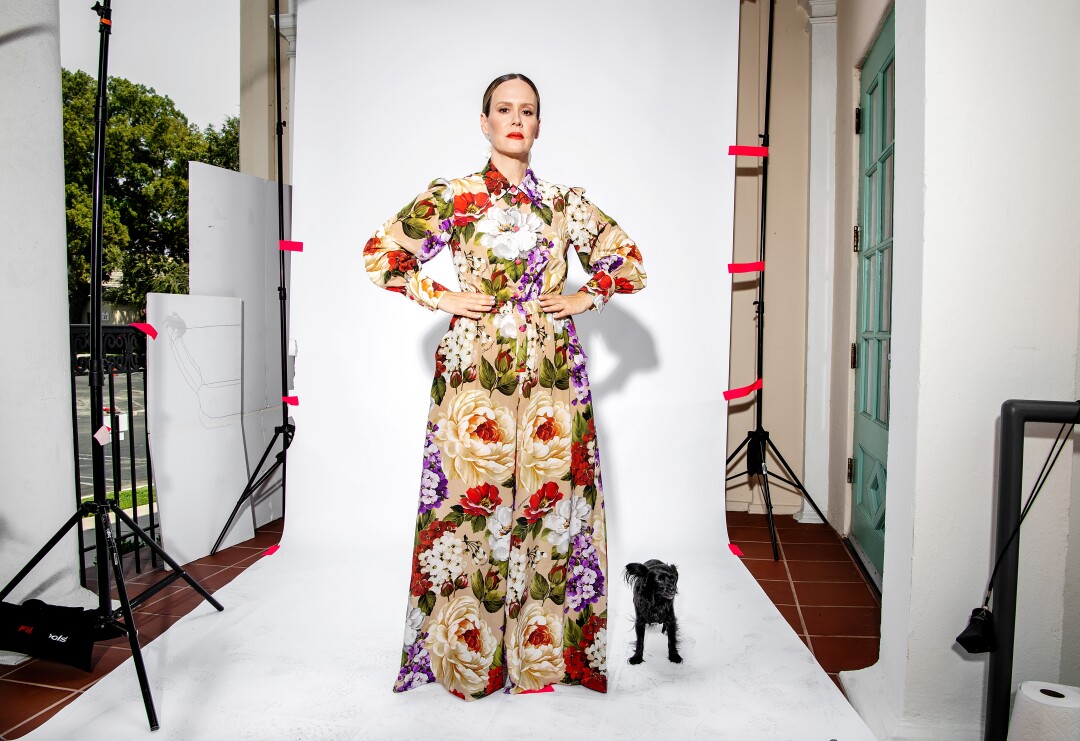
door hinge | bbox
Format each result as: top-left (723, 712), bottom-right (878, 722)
top-left (850, 342), bottom-right (857, 369)
top-left (847, 457), bottom-right (854, 484)
top-left (853, 225), bottom-right (861, 253)
top-left (855, 107), bottom-right (862, 135)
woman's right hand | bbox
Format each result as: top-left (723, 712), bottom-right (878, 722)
top-left (436, 291), bottom-right (496, 319)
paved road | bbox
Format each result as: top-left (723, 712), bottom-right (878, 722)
top-left (74, 371), bottom-right (150, 495)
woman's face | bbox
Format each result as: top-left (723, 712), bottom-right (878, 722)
top-left (480, 79), bottom-right (540, 159)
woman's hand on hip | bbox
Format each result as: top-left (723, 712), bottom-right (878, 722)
top-left (539, 291), bottom-right (595, 319)
top-left (437, 291), bottom-right (496, 319)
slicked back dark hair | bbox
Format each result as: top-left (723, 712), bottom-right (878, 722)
top-left (482, 73), bottom-right (541, 118)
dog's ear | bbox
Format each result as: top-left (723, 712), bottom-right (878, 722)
top-left (624, 562), bottom-right (648, 588)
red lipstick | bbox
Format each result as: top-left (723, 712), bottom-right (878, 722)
top-left (507, 133), bottom-right (524, 140)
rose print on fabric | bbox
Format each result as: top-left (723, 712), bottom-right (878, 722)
top-left (366, 160), bottom-right (644, 701)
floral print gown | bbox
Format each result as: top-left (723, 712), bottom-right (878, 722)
top-left (365, 160), bottom-right (646, 700)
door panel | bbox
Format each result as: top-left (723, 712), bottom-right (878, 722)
top-left (850, 10), bottom-right (895, 586)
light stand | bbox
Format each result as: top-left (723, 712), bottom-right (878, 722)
top-left (725, 0), bottom-right (827, 560)
top-left (0, 3), bottom-right (223, 730)
top-left (211, 0), bottom-right (294, 555)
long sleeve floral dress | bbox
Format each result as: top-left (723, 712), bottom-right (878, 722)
top-left (365, 160), bottom-right (646, 700)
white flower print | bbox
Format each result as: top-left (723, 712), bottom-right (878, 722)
top-left (403, 605), bottom-right (425, 647)
top-left (418, 532), bottom-right (466, 591)
top-left (487, 505), bottom-right (513, 562)
top-left (476, 207), bottom-right (544, 261)
top-left (585, 628), bottom-right (607, 671)
top-left (492, 302), bottom-right (521, 339)
top-left (543, 497), bottom-right (592, 554)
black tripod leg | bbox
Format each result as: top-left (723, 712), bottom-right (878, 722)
top-left (726, 434), bottom-right (751, 466)
top-left (766, 438), bottom-right (827, 522)
top-left (100, 509), bottom-right (159, 731)
top-left (757, 442), bottom-right (781, 561)
top-left (0, 510), bottom-right (85, 601)
top-left (111, 507), bottom-right (224, 612)
top-left (211, 430), bottom-right (282, 554)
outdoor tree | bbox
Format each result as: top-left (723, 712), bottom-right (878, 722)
top-left (62, 68), bottom-right (239, 319)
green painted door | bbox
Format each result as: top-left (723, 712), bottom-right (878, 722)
top-left (850, 11), bottom-right (895, 586)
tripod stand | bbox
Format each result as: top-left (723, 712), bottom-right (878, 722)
top-left (212, 0), bottom-right (294, 555)
top-left (726, 0), bottom-right (826, 560)
top-left (0, 3), bottom-right (223, 730)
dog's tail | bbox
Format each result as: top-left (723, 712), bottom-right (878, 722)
top-left (624, 562), bottom-right (648, 590)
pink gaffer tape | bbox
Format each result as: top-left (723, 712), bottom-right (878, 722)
top-left (728, 261), bottom-right (765, 274)
top-left (264, 545), bottom-right (280, 556)
top-left (729, 543), bottom-right (744, 557)
top-left (728, 145), bottom-right (769, 157)
top-left (723, 378), bottom-right (763, 401)
top-left (279, 240), bottom-right (304, 252)
top-left (129, 322), bottom-right (158, 339)
top-left (519, 686), bottom-right (555, 695)
top-left (282, 396), bottom-right (299, 406)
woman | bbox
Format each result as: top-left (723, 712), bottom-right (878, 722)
top-left (365, 73), bottom-right (646, 700)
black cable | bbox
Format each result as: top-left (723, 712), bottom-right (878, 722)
top-left (982, 401), bottom-right (1080, 608)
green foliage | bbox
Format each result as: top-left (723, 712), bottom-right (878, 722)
top-left (62, 68), bottom-right (239, 318)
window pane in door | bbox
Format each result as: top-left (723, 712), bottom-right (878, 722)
top-left (881, 246), bottom-right (892, 332)
top-left (882, 155), bottom-right (893, 240)
top-left (883, 60), bottom-right (894, 147)
top-left (878, 339), bottom-right (891, 424)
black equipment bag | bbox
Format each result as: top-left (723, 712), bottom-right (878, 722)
top-left (0, 599), bottom-right (97, 671)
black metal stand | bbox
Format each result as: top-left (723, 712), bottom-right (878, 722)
top-left (725, 0), bottom-right (826, 560)
top-left (0, 4), bottom-right (223, 730)
top-left (211, 0), bottom-right (294, 555)
top-left (986, 399), bottom-right (1080, 741)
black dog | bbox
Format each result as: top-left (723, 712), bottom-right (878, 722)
top-left (624, 560), bottom-right (682, 664)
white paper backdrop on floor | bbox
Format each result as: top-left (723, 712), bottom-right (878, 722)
top-left (18, 1), bottom-right (874, 738)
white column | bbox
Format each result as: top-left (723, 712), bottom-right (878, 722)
top-left (0, 0), bottom-right (93, 609)
top-left (797, 0), bottom-right (837, 524)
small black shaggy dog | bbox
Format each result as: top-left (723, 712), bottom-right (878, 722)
top-left (624, 560), bottom-right (682, 664)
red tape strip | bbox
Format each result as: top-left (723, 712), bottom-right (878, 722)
top-left (282, 396), bottom-right (299, 406)
top-left (279, 240), bottom-right (304, 252)
top-left (723, 378), bottom-right (763, 401)
top-left (729, 543), bottom-right (744, 557)
top-left (728, 261), bottom-right (765, 274)
top-left (729, 145), bottom-right (769, 157)
top-left (264, 545), bottom-right (281, 556)
top-left (129, 322), bottom-right (158, 340)
top-left (519, 686), bottom-right (555, 694)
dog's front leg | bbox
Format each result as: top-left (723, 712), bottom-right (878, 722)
top-left (665, 618), bottom-right (682, 663)
top-left (629, 620), bottom-right (646, 664)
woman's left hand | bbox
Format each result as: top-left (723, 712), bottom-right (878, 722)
top-left (539, 291), bottom-right (595, 319)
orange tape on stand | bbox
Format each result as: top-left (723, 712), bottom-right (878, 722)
top-left (723, 378), bottom-right (763, 401)
top-left (728, 261), bottom-right (765, 274)
top-left (728, 145), bottom-right (769, 157)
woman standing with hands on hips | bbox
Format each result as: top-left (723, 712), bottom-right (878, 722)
top-left (365, 73), bottom-right (646, 700)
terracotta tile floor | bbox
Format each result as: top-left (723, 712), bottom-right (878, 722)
top-left (0, 519), bottom-right (283, 740)
top-left (2, 513), bottom-right (877, 737)
top-left (728, 511), bottom-right (882, 690)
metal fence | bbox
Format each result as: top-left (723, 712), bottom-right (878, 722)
top-left (70, 324), bottom-right (159, 583)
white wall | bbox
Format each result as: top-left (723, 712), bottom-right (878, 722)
top-left (843, 1), bottom-right (1080, 737)
top-left (0, 0), bottom-right (91, 608)
top-left (285, 0), bottom-right (739, 560)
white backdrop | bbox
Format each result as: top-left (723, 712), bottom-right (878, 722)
top-left (286, 0), bottom-right (738, 560)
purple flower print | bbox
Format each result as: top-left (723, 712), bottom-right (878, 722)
top-left (418, 422), bottom-right (448, 514)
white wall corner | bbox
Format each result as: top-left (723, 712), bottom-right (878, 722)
top-left (799, 0), bottom-right (837, 526)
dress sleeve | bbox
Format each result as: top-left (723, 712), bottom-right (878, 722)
top-left (364, 180), bottom-right (454, 311)
top-left (571, 190), bottom-right (647, 312)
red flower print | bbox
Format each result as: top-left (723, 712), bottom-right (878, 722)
top-left (387, 286), bottom-right (406, 295)
top-left (535, 415), bottom-right (556, 443)
top-left (523, 482), bottom-right (563, 523)
top-left (581, 615), bottom-right (605, 645)
top-left (472, 418), bottom-right (503, 443)
top-left (410, 567), bottom-right (432, 597)
top-left (594, 272), bottom-right (613, 293)
top-left (571, 442), bottom-right (594, 488)
top-left (485, 666), bottom-right (506, 695)
top-left (386, 250), bottom-right (417, 273)
top-left (511, 190), bottom-right (532, 205)
top-left (484, 169), bottom-right (510, 196)
top-left (460, 483), bottom-right (502, 517)
top-left (582, 671), bottom-right (607, 693)
top-left (363, 236), bottom-right (380, 255)
top-left (625, 244), bottom-right (643, 263)
top-left (564, 645), bottom-right (587, 680)
top-left (412, 198), bottom-right (437, 219)
top-left (615, 277), bottom-right (635, 294)
top-left (418, 519), bottom-right (456, 549)
top-left (453, 192), bottom-right (490, 225)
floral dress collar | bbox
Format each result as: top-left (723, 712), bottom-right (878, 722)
top-left (480, 160), bottom-right (544, 206)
